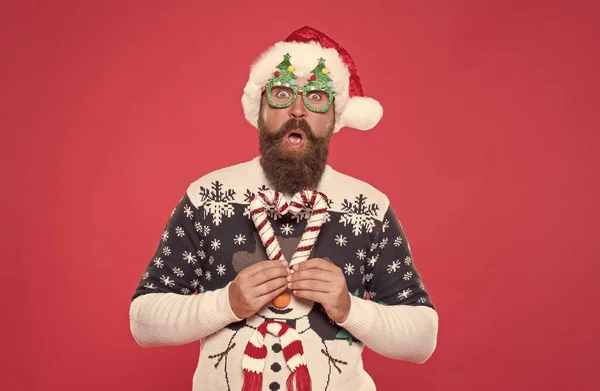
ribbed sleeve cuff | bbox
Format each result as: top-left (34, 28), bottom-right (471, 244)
top-left (335, 293), bottom-right (374, 339)
top-left (204, 282), bottom-right (243, 329)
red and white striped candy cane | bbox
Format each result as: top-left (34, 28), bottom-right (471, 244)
top-left (288, 188), bottom-right (329, 266)
top-left (248, 190), bottom-right (289, 261)
top-left (249, 187), bottom-right (329, 308)
top-left (248, 187), bottom-right (329, 265)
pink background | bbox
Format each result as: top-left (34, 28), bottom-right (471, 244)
top-left (2, 1), bottom-right (599, 390)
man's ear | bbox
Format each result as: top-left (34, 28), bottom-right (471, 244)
top-left (258, 93), bottom-right (266, 123)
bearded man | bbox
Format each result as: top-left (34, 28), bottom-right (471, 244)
top-left (129, 26), bottom-right (439, 391)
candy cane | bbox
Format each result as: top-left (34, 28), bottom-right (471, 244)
top-left (288, 188), bottom-right (329, 266)
top-left (248, 187), bottom-right (329, 308)
top-left (248, 190), bottom-right (289, 261)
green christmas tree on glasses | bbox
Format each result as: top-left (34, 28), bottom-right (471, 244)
top-left (266, 54), bottom-right (335, 112)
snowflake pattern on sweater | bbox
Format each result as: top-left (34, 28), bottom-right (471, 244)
top-left (131, 157), bottom-right (435, 391)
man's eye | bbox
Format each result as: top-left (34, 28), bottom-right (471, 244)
top-left (308, 93), bottom-right (321, 100)
top-left (277, 91), bottom-right (290, 98)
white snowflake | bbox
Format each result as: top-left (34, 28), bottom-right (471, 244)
top-left (356, 249), bottom-right (366, 260)
top-left (197, 250), bottom-right (206, 259)
top-left (172, 267), bottom-right (184, 277)
top-left (191, 279), bottom-right (200, 288)
top-left (243, 205), bottom-right (251, 220)
top-left (160, 275), bottom-right (175, 287)
top-left (143, 283), bottom-right (157, 290)
top-left (335, 235), bottom-right (347, 247)
top-left (360, 265), bottom-right (365, 275)
top-left (209, 256), bottom-right (215, 265)
top-left (161, 230), bottom-right (169, 241)
top-left (264, 205), bottom-right (283, 220)
top-left (398, 288), bottom-right (412, 299)
top-left (183, 251), bottom-right (197, 265)
top-left (194, 222), bottom-right (203, 233)
top-left (394, 236), bottom-right (403, 247)
top-left (181, 288), bottom-right (191, 295)
top-left (292, 208), bottom-right (312, 223)
top-left (194, 267), bottom-right (203, 277)
top-left (370, 242), bottom-right (378, 252)
top-left (211, 239), bottom-right (221, 251)
top-left (363, 273), bottom-right (374, 283)
top-left (367, 255), bottom-right (378, 267)
top-left (369, 291), bottom-right (377, 299)
top-left (205, 271), bottom-right (212, 281)
top-left (339, 195), bottom-right (378, 236)
top-left (203, 225), bottom-right (210, 236)
top-left (162, 247), bottom-right (171, 256)
top-left (403, 271), bottom-right (413, 280)
top-left (404, 256), bottom-right (412, 265)
top-left (199, 240), bottom-right (204, 247)
top-left (153, 257), bottom-right (164, 268)
top-left (387, 260), bottom-right (401, 273)
top-left (175, 226), bottom-right (185, 237)
top-left (344, 263), bottom-right (355, 275)
top-left (234, 234), bottom-right (246, 245)
top-left (379, 238), bottom-right (389, 249)
top-left (142, 271), bottom-right (149, 280)
top-left (281, 224), bottom-right (294, 235)
top-left (418, 297), bottom-right (427, 304)
top-left (216, 264), bottom-right (226, 276)
top-left (382, 219), bottom-right (390, 232)
top-left (183, 205), bottom-right (193, 219)
top-left (199, 181), bottom-right (236, 226)
top-left (198, 285), bottom-right (205, 293)
top-left (419, 282), bottom-right (426, 290)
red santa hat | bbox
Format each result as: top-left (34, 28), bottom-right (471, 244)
top-left (241, 26), bottom-right (383, 133)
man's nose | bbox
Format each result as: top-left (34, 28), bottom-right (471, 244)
top-left (289, 94), bottom-right (307, 118)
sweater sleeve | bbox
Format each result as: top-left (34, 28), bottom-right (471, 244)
top-left (129, 192), bottom-right (242, 347)
top-left (337, 204), bottom-right (439, 363)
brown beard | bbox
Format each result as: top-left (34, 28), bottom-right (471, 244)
top-left (257, 109), bottom-right (333, 195)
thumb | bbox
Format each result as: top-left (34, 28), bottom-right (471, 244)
top-left (259, 285), bottom-right (288, 307)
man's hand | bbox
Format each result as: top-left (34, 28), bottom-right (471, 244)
top-left (229, 260), bottom-right (290, 319)
top-left (287, 258), bottom-right (351, 323)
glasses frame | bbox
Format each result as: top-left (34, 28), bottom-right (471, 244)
top-left (264, 83), bottom-right (334, 113)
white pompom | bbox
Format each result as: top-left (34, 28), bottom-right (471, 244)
top-left (339, 96), bottom-right (383, 131)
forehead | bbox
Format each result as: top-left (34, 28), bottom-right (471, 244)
top-left (292, 76), bottom-right (309, 87)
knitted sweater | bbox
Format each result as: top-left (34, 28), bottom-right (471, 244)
top-left (129, 156), bottom-right (439, 391)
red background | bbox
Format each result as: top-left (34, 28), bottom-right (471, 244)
top-left (2, 1), bottom-right (599, 390)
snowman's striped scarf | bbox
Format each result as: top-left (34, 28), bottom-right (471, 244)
top-left (242, 320), bottom-right (311, 391)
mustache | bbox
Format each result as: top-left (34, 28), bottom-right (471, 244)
top-left (271, 118), bottom-right (316, 141)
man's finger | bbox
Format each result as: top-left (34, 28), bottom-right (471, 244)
top-left (257, 285), bottom-right (288, 304)
top-left (288, 279), bottom-right (331, 293)
top-left (246, 259), bottom-right (288, 277)
top-left (254, 277), bottom-right (287, 296)
top-left (292, 258), bottom-right (337, 273)
top-left (250, 266), bottom-right (289, 286)
top-left (288, 269), bottom-right (333, 283)
top-left (293, 289), bottom-right (326, 305)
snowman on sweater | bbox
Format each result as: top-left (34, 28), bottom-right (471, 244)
top-left (204, 230), bottom-right (359, 391)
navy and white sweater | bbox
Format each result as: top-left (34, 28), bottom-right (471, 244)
top-left (129, 156), bottom-right (438, 391)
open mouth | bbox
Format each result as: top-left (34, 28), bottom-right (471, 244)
top-left (285, 130), bottom-right (305, 149)
top-left (268, 306), bottom-right (293, 315)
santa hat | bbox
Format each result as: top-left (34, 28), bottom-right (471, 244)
top-left (241, 26), bottom-right (383, 133)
